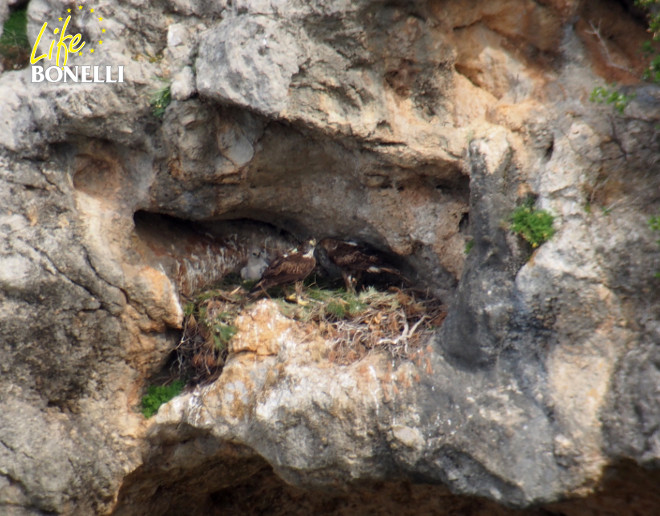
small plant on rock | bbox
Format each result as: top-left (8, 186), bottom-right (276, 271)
top-left (650, 214), bottom-right (660, 278)
top-left (141, 380), bottom-right (185, 418)
top-left (589, 86), bottom-right (636, 114)
top-left (586, 1), bottom-right (660, 113)
top-left (211, 312), bottom-right (238, 350)
top-left (175, 291), bottom-right (240, 385)
top-left (0, 7), bottom-right (30, 70)
top-left (637, 0), bottom-right (660, 82)
top-left (510, 201), bottom-right (556, 248)
top-left (650, 214), bottom-right (660, 235)
top-left (150, 79), bottom-right (171, 118)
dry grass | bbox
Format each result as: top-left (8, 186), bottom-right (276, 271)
top-left (174, 277), bottom-right (447, 383)
top-left (174, 286), bottom-right (245, 384)
top-left (276, 286), bottom-right (446, 364)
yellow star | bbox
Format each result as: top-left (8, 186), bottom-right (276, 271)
top-left (99, 40), bottom-right (103, 45)
top-left (98, 17), bottom-right (103, 21)
top-left (90, 48), bottom-right (95, 53)
top-left (67, 8), bottom-right (71, 13)
top-left (78, 5), bottom-right (83, 10)
top-left (90, 9), bottom-right (94, 13)
top-left (58, 17), bottom-right (63, 21)
top-left (79, 52), bottom-right (83, 56)
top-left (101, 28), bottom-right (106, 33)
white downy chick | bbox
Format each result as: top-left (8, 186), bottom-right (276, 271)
top-left (240, 249), bottom-right (269, 280)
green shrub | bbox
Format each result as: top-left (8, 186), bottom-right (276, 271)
top-left (183, 302), bottom-right (195, 316)
top-left (650, 215), bottom-right (660, 235)
top-left (0, 8), bottom-right (29, 70)
top-left (650, 215), bottom-right (660, 278)
top-left (212, 317), bottom-right (237, 350)
top-left (150, 80), bottom-right (171, 118)
top-left (141, 380), bottom-right (184, 418)
top-left (636, 1), bottom-right (660, 82)
top-left (589, 86), bottom-right (635, 114)
top-left (586, 1), bottom-right (660, 113)
top-left (464, 239), bottom-right (474, 254)
top-left (510, 202), bottom-right (556, 248)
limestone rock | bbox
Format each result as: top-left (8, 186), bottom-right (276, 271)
top-left (0, 4), bottom-right (8, 40)
top-left (197, 15), bottom-right (303, 116)
top-left (170, 66), bottom-right (196, 101)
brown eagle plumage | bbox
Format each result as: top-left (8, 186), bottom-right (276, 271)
top-left (249, 242), bottom-right (317, 296)
top-left (316, 238), bottom-right (401, 291)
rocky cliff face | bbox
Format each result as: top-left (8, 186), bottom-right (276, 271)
top-left (1, 0), bottom-right (659, 514)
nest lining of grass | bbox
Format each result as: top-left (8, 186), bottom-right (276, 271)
top-left (173, 276), bottom-right (447, 384)
top-left (276, 285), bottom-right (446, 364)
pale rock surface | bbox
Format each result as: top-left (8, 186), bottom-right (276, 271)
top-left (0, 4), bottom-right (7, 40)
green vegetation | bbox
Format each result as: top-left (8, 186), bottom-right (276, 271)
top-left (141, 380), bottom-right (185, 418)
top-left (273, 283), bottom-right (445, 362)
top-left (510, 201), bottom-right (556, 248)
top-left (0, 7), bottom-right (30, 70)
top-left (650, 214), bottom-right (660, 278)
top-left (277, 285), bottom-right (387, 322)
top-left (588, 1), bottom-right (660, 112)
top-left (176, 288), bottom-right (242, 383)
top-left (589, 86), bottom-right (636, 114)
top-left (310, 285), bottom-right (369, 317)
top-left (464, 239), bottom-right (474, 254)
top-left (173, 273), bottom-right (446, 380)
top-left (641, 40), bottom-right (660, 82)
top-left (637, 0), bottom-right (660, 81)
top-left (638, 0), bottom-right (660, 33)
top-left (150, 79), bottom-right (171, 118)
top-left (211, 311), bottom-right (238, 350)
top-left (650, 214), bottom-right (660, 235)
top-left (183, 301), bottom-right (196, 316)
top-left (145, 51), bottom-right (164, 64)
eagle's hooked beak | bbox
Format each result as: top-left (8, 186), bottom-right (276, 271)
top-left (303, 239), bottom-right (317, 258)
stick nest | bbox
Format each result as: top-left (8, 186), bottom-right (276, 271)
top-left (173, 278), bottom-right (447, 383)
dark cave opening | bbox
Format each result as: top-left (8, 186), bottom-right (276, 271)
top-left (131, 208), bottom-right (451, 390)
top-left (131, 209), bottom-right (438, 299)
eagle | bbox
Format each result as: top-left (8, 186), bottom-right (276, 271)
top-left (249, 240), bottom-right (317, 300)
top-left (316, 237), bottom-right (402, 291)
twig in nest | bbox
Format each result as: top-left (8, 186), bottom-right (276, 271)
top-left (375, 315), bottom-right (428, 356)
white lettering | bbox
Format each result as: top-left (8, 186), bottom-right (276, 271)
top-left (63, 66), bottom-right (78, 82)
top-left (31, 65), bottom-right (44, 83)
top-left (105, 65), bottom-right (116, 83)
top-left (30, 65), bottom-right (126, 84)
top-left (45, 66), bottom-right (63, 82)
top-left (81, 65), bottom-right (92, 82)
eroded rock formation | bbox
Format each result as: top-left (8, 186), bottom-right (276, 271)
top-left (1, 0), bottom-right (659, 514)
